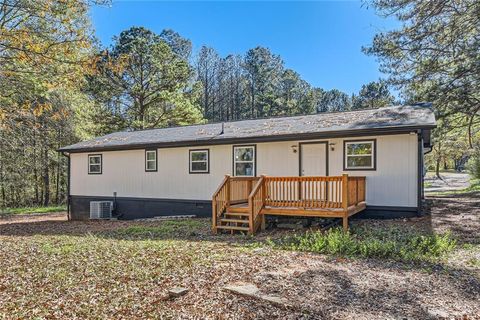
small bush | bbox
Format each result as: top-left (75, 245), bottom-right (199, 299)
top-left (269, 226), bottom-right (456, 262)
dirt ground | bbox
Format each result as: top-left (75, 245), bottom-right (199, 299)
top-left (0, 194), bottom-right (479, 319)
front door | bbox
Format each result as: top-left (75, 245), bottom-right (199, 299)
top-left (300, 142), bottom-right (328, 176)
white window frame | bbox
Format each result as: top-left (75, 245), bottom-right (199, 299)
top-left (145, 149), bottom-right (157, 172)
top-left (189, 149), bottom-right (209, 174)
top-left (233, 145), bottom-right (256, 177)
top-left (88, 154), bottom-right (102, 174)
top-left (344, 140), bottom-right (376, 170)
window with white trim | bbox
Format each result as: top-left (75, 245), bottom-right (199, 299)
top-left (233, 145), bottom-right (255, 176)
top-left (344, 140), bottom-right (375, 170)
top-left (189, 149), bottom-right (209, 173)
top-left (88, 154), bottom-right (102, 174)
top-left (145, 150), bottom-right (157, 172)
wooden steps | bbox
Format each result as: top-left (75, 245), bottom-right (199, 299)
top-left (226, 206), bottom-right (249, 213)
top-left (220, 218), bottom-right (249, 224)
top-left (216, 207), bottom-right (250, 234)
top-left (216, 225), bottom-right (249, 232)
top-left (225, 212), bottom-right (249, 217)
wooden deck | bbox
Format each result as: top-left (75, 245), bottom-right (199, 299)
top-left (212, 174), bottom-right (366, 234)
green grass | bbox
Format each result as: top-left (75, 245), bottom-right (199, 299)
top-left (0, 205), bottom-right (66, 215)
top-left (266, 226), bottom-right (456, 262)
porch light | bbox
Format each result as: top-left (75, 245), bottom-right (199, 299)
top-left (329, 142), bottom-right (336, 151)
top-left (291, 145), bottom-right (298, 153)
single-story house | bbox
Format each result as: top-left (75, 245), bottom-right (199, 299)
top-left (59, 104), bottom-right (435, 231)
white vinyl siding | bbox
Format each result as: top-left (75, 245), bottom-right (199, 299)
top-left (71, 134), bottom-right (418, 207)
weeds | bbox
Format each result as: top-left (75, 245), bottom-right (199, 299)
top-left (268, 226), bottom-right (456, 262)
top-left (112, 219), bottom-right (206, 239)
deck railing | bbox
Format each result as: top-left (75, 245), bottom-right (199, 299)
top-left (213, 174), bottom-right (366, 234)
top-left (347, 176), bottom-right (366, 207)
top-left (229, 177), bottom-right (260, 204)
top-left (263, 176), bottom-right (346, 209)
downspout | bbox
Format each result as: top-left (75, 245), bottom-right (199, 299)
top-left (61, 152), bottom-right (71, 221)
top-left (417, 130), bottom-right (423, 216)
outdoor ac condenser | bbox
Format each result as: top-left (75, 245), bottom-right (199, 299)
top-left (89, 201), bottom-right (113, 219)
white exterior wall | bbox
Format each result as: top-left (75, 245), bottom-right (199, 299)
top-left (70, 133), bottom-right (418, 207)
top-left (328, 134), bottom-right (418, 207)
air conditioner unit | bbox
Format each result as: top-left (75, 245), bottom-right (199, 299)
top-left (90, 201), bottom-right (113, 219)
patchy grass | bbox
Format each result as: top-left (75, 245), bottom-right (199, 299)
top-left (467, 257), bottom-right (480, 268)
top-left (0, 214), bottom-right (478, 318)
top-left (423, 181), bottom-right (433, 188)
top-left (0, 205), bottom-right (66, 215)
top-left (111, 219), bottom-right (206, 239)
top-left (266, 226), bottom-right (456, 262)
top-left (0, 235), bottom-right (218, 318)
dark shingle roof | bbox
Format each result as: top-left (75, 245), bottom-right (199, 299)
top-left (59, 105), bottom-right (436, 153)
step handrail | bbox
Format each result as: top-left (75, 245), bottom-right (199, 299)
top-left (247, 175), bottom-right (266, 233)
top-left (212, 175), bottom-right (230, 232)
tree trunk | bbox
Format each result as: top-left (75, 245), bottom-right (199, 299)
top-left (55, 153), bottom-right (61, 204)
top-left (33, 130), bottom-right (39, 205)
top-left (43, 146), bottom-right (50, 206)
top-left (435, 158), bottom-right (441, 178)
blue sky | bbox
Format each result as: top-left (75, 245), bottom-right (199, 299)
top-left (90, 1), bottom-right (399, 95)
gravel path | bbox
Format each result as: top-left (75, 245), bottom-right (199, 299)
top-left (424, 172), bottom-right (470, 194)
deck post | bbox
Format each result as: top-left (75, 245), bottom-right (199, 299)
top-left (225, 175), bottom-right (231, 207)
top-left (248, 196), bottom-right (254, 234)
top-left (212, 197), bottom-right (217, 234)
top-left (260, 215), bottom-right (266, 230)
top-left (342, 174), bottom-right (349, 231)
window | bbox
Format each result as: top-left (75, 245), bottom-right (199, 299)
top-left (344, 140), bottom-right (376, 170)
top-left (145, 149), bottom-right (157, 172)
top-left (233, 145), bottom-right (256, 176)
top-left (189, 149), bottom-right (209, 173)
top-left (88, 154), bottom-right (102, 174)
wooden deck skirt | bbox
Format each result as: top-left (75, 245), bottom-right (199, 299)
top-left (212, 174), bottom-right (366, 234)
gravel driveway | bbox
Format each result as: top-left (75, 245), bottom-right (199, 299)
top-left (424, 172), bottom-right (470, 194)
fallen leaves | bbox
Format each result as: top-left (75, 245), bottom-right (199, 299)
top-left (0, 196), bottom-right (478, 319)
